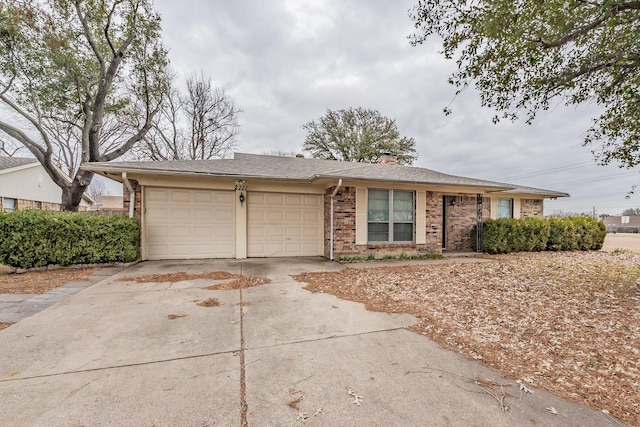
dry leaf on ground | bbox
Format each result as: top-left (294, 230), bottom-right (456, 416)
top-left (294, 251), bottom-right (640, 425)
top-left (196, 298), bottom-right (221, 307)
top-left (0, 268), bottom-right (98, 294)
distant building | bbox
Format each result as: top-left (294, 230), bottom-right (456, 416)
top-left (0, 157), bottom-right (92, 212)
top-left (87, 195), bottom-right (124, 216)
top-left (603, 216), bottom-right (640, 233)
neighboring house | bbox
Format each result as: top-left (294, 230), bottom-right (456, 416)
top-left (0, 157), bottom-right (92, 212)
top-left (603, 216), bottom-right (640, 233)
top-left (82, 153), bottom-right (569, 261)
top-left (87, 195), bottom-right (124, 216)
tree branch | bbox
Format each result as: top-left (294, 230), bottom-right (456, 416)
top-left (103, 0), bottom-right (121, 57)
top-left (0, 93), bottom-right (54, 153)
top-left (539, 1), bottom-right (640, 48)
top-left (0, 119), bottom-right (68, 188)
top-left (74, 0), bottom-right (105, 72)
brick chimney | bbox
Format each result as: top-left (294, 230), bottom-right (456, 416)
top-left (378, 152), bottom-right (397, 165)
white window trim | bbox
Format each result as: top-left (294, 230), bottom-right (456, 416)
top-left (367, 189), bottom-right (415, 243)
top-left (2, 197), bottom-right (17, 213)
top-left (497, 198), bottom-right (514, 219)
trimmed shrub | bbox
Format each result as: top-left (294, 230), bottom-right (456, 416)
top-left (0, 210), bottom-right (139, 269)
top-left (476, 216), bottom-right (605, 254)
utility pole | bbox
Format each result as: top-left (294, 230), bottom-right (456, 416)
top-left (593, 206), bottom-right (596, 219)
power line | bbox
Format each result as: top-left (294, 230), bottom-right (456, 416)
top-left (541, 171), bottom-right (638, 187)
top-left (565, 191), bottom-right (630, 201)
top-left (501, 161), bottom-right (594, 181)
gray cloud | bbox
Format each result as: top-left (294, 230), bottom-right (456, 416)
top-left (153, 0), bottom-right (639, 215)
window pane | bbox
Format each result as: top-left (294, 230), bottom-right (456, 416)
top-left (393, 223), bottom-right (413, 241)
top-left (368, 222), bottom-right (389, 241)
top-left (497, 198), bottom-right (513, 219)
top-left (3, 198), bottom-right (16, 212)
top-left (393, 191), bottom-right (413, 221)
top-left (368, 190), bottom-right (389, 222)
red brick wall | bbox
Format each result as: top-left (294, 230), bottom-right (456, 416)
top-left (17, 199), bottom-right (33, 210)
top-left (520, 198), bottom-right (543, 218)
top-left (425, 191), bottom-right (443, 252)
top-left (324, 186), bottom-right (357, 257)
top-left (122, 180), bottom-right (142, 222)
top-left (325, 187), bottom-right (449, 258)
top-left (443, 195), bottom-right (491, 251)
top-left (41, 202), bottom-right (61, 211)
top-left (7, 198), bottom-right (61, 211)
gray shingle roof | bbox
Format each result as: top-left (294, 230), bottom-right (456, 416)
top-left (0, 156), bottom-right (38, 171)
top-left (81, 153), bottom-right (569, 198)
top-left (500, 184), bottom-right (569, 198)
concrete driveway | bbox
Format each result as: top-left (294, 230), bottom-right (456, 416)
top-left (0, 258), bottom-right (621, 426)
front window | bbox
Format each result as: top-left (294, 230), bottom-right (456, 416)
top-left (497, 198), bottom-right (513, 219)
top-left (33, 201), bottom-right (42, 209)
top-left (2, 198), bottom-right (16, 213)
top-left (368, 189), bottom-right (414, 242)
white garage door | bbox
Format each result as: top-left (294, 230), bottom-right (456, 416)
top-left (248, 192), bottom-right (323, 257)
top-left (144, 187), bottom-right (235, 260)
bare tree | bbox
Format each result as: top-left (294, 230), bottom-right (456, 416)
top-left (263, 150), bottom-right (299, 157)
top-left (0, 137), bottom-right (23, 157)
top-left (86, 179), bottom-right (111, 201)
top-left (621, 208), bottom-right (640, 216)
top-left (134, 73), bottom-right (241, 160)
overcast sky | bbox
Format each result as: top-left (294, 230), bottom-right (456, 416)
top-left (143, 0), bottom-right (639, 215)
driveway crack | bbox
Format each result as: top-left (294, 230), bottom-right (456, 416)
top-left (239, 286), bottom-right (248, 427)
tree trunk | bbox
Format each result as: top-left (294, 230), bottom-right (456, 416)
top-left (60, 171), bottom-right (94, 212)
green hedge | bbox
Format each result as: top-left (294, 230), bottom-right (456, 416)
top-left (0, 210), bottom-right (140, 269)
top-left (473, 216), bottom-right (606, 254)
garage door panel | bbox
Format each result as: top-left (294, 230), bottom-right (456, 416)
top-left (286, 228), bottom-right (301, 237)
top-left (146, 188), bottom-right (168, 202)
top-left (302, 227), bottom-right (318, 237)
top-left (170, 191), bottom-right (191, 203)
top-left (248, 192), bottom-right (322, 257)
top-left (303, 210), bottom-right (320, 221)
top-left (285, 210), bottom-right (302, 222)
top-left (145, 187), bottom-right (235, 260)
top-left (286, 195), bottom-right (301, 206)
top-left (170, 210), bottom-right (192, 221)
top-left (147, 207), bottom-right (169, 221)
top-left (266, 210), bottom-right (284, 221)
top-left (193, 191), bottom-right (214, 203)
top-left (303, 196), bottom-right (319, 207)
top-left (266, 194), bottom-right (284, 205)
top-left (215, 192), bottom-right (235, 203)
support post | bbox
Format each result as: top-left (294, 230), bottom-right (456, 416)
top-left (476, 194), bottom-right (483, 253)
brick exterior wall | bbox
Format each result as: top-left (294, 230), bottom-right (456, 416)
top-left (324, 186), bottom-right (357, 257)
top-left (520, 198), bottom-right (543, 218)
top-left (443, 195), bottom-right (491, 251)
top-left (122, 180), bottom-right (142, 222)
top-left (424, 191), bottom-right (443, 252)
top-left (324, 187), bottom-right (492, 258)
top-left (1, 197), bottom-right (61, 212)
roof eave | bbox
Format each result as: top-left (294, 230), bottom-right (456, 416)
top-left (81, 164), bottom-right (317, 183)
top-left (314, 173), bottom-right (514, 191)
